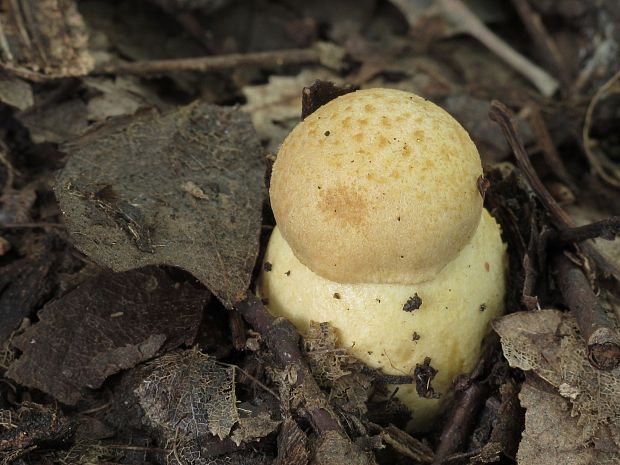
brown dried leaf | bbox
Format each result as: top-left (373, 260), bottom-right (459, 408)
top-left (0, 0), bottom-right (94, 80)
top-left (493, 310), bottom-right (620, 462)
top-left (7, 268), bottom-right (208, 405)
top-left (518, 380), bottom-right (619, 465)
top-left (0, 75), bottom-right (33, 110)
top-left (135, 351), bottom-right (239, 440)
top-left (230, 409), bottom-right (280, 446)
top-left (55, 102), bottom-right (265, 308)
top-left (242, 69), bottom-right (340, 153)
top-left (274, 419), bottom-right (309, 465)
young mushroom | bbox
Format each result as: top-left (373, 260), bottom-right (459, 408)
top-left (258, 88), bottom-right (507, 429)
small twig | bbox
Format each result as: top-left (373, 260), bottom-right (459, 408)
top-left (489, 100), bottom-right (620, 283)
top-left (553, 254), bottom-right (620, 370)
top-left (510, 0), bottom-right (570, 90)
top-left (94, 48), bottom-right (321, 76)
top-left (557, 217), bottom-right (620, 244)
top-left (582, 69), bottom-right (620, 189)
top-left (438, 0), bottom-right (559, 96)
top-left (431, 337), bottom-right (495, 465)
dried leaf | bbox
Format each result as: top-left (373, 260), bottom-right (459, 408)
top-left (303, 322), bottom-right (351, 387)
top-left (0, 252), bottom-right (56, 347)
top-left (493, 310), bottom-right (620, 463)
top-left (7, 268), bottom-right (208, 404)
top-left (55, 101), bottom-right (265, 308)
top-left (518, 380), bottom-right (619, 465)
top-left (135, 351), bottom-right (239, 440)
top-left (0, 0), bottom-right (94, 80)
top-left (230, 409), bottom-right (281, 446)
top-left (0, 75), bottom-right (33, 110)
top-left (242, 69), bottom-right (340, 152)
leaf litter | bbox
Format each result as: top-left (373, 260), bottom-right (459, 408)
top-left (7, 267), bottom-right (209, 404)
top-left (55, 101), bottom-right (266, 308)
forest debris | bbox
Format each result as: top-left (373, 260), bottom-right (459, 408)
top-left (376, 424), bottom-right (434, 463)
top-left (553, 254), bottom-right (620, 370)
top-left (0, 0), bottom-right (94, 80)
top-left (0, 75), bottom-right (33, 110)
top-left (582, 69), bottom-right (620, 190)
top-left (136, 351), bottom-right (239, 441)
top-left (242, 70), bottom-right (340, 151)
top-left (235, 294), bottom-right (376, 464)
top-left (7, 268), bottom-right (208, 404)
top-left (438, 0), bottom-right (558, 96)
top-left (0, 252), bottom-right (56, 347)
top-left (274, 418), bottom-right (309, 465)
top-left (493, 309), bottom-right (620, 460)
top-left (94, 44), bottom-right (337, 76)
top-left (56, 102), bottom-right (265, 308)
top-left (230, 409), bottom-right (281, 446)
top-left (301, 80), bottom-right (358, 120)
top-left (518, 379), bottom-right (619, 465)
top-left (0, 402), bottom-right (71, 463)
top-left (17, 77), bottom-right (168, 144)
top-left (557, 217), bottom-right (620, 244)
top-left (490, 100), bottom-right (620, 286)
top-left (303, 322), bottom-right (352, 387)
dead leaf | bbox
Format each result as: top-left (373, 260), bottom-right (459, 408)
top-left (0, 0), bottom-right (94, 80)
top-left (135, 351), bottom-right (239, 440)
top-left (242, 69), bottom-right (340, 153)
top-left (493, 309), bottom-right (620, 463)
top-left (274, 418), bottom-right (309, 465)
top-left (55, 101), bottom-right (266, 308)
top-left (0, 75), bottom-right (33, 110)
top-left (7, 268), bottom-right (208, 404)
top-left (303, 322), bottom-right (352, 387)
top-left (230, 408), bottom-right (281, 446)
top-left (518, 379), bottom-right (619, 465)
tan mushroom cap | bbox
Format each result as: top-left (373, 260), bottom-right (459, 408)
top-left (270, 88), bottom-right (483, 284)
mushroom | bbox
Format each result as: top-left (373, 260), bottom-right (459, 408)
top-left (258, 88), bottom-right (508, 429)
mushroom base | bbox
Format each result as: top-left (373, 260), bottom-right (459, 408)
top-left (257, 210), bottom-right (507, 430)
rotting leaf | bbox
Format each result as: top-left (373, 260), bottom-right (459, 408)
top-left (7, 268), bottom-right (208, 405)
top-left (135, 351), bottom-right (239, 441)
top-left (303, 322), bottom-right (352, 387)
top-left (0, 402), bottom-right (71, 461)
top-left (55, 101), bottom-right (266, 308)
top-left (0, 0), bottom-right (94, 80)
top-left (274, 418), bottom-right (309, 465)
top-left (517, 379), bottom-right (619, 465)
top-left (230, 408), bottom-right (281, 447)
top-left (493, 310), bottom-right (620, 462)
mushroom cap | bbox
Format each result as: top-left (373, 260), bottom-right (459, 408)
top-left (270, 88), bottom-right (483, 284)
top-left (257, 209), bottom-right (507, 429)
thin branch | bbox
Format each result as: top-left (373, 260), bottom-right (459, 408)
top-left (94, 48), bottom-right (321, 76)
top-left (438, 0), bottom-right (559, 96)
top-left (510, 0), bottom-right (570, 90)
top-left (553, 254), bottom-right (620, 370)
top-left (489, 100), bottom-right (620, 283)
top-left (557, 217), bottom-right (620, 244)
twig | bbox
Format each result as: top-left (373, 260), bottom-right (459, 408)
top-left (510, 0), bottom-right (570, 90)
top-left (358, 365), bottom-right (413, 385)
top-left (557, 217), bottom-right (620, 244)
top-left (94, 48), bottom-right (321, 76)
top-left (432, 337), bottom-right (495, 465)
top-left (489, 100), bottom-right (620, 283)
top-left (438, 0), bottom-right (559, 96)
top-left (582, 69), bottom-right (620, 189)
top-left (553, 254), bottom-right (620, 370)
top-left (235, 292), bottom-right (375, 464)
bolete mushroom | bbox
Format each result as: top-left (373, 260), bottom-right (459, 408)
top-left (258, 88), bottom-right (507, 429)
